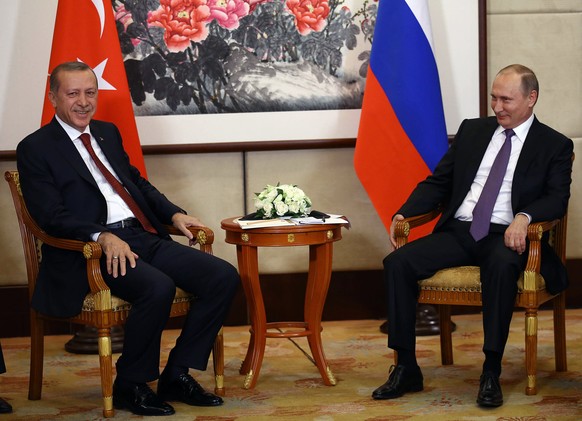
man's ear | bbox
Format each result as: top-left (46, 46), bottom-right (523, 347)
top-left (48, 91), bottom-right (57, 108)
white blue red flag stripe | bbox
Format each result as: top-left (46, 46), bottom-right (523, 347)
top-left (354, 0), bottom-right (448, 237)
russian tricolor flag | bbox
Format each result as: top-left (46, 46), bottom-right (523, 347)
top-left (354, 0), bottom-right (448, 238)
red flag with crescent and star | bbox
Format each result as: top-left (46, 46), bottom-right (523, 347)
top-left (41, 0), bottom-right (147, 176)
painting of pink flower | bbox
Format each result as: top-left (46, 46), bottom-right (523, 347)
top-left (286, 0), bottom-right (330, 35)
top-left (246, 0), bottom-right (272, 13)
top-left (115, 4), bottom-right (141, 46)
top-left (207, 0), bottom-right (250, 29)
top-left (148, 0), bottom-right (211, 52)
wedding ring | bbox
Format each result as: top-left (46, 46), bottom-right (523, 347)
top-left (113, 256), bottom-right (119, 259)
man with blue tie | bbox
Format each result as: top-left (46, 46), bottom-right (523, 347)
top-left (17, 61), bottom-right (240, 416)
top-left (372, 64), bottom-right (573, 407)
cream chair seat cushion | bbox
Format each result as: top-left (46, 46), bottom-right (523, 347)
top-left (81, 287), bottom-right (193, 312)
top-left (419, 266), bottom-right (546, 293)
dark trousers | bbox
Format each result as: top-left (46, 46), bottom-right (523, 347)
top-left (100, 227), bottom-right (239, 384)
top-left (383, 220), bottom-right (526, 357)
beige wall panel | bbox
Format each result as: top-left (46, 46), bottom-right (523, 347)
top-left (567, 138), bottom-right (582, 258)
top-left (487, 12), bottom-right (582, 139)
top-left (245, 148), bottom-right (389, 274)
top-left (145, 153), bottom-right (245, 267)
top-left (488, 0), bottom-right (582, 14)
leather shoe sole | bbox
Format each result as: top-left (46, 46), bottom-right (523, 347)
top-left (476, 372), bottom-right (503, 407)
top-left (113, 383), bottom-right (175, 416)
top-left (158, 373), bottom-right (223, 407)
top-left (372, 365), bottom-right (424, 400)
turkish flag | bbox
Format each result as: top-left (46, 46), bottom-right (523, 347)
top-left (41, 0), bottom-right (147, 176)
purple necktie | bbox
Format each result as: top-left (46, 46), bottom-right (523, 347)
top-left (469, 128), bottom-right (514, 241)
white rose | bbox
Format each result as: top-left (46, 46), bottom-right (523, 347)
top-left (262, 202), bottom-right (273, 217)
top-left (275, 201), bottom-right (289, 216)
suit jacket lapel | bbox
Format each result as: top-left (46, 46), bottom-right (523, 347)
top-left (49, 119), bottom-right (99, 188)
top-left (511, 117), bottom-right (541, 209)
top-left (457, 118), bottom-right (498, 201)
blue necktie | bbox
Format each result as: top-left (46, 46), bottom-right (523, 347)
top-left (469, 129), bottom-right (515, 241)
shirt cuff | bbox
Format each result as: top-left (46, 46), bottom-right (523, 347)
top-left (516, 212), bottom-right (532, 223)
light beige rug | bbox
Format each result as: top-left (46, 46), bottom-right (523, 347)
top-left (0, 310), bottom-right (581, 420)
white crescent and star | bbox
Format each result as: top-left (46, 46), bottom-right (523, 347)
top-left (74, 0), bottom-right (116, 91)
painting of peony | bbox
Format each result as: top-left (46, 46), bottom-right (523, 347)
top-left (113, 0), bottom-right (377, 116)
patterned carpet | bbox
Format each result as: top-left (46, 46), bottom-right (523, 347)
top-left (0, 310), bottom-right (581, 420)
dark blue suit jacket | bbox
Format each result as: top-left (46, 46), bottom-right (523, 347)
top-left (17, 118), bottom-right (184, 317)
top-left (398, 116), bottom-right (573, 294)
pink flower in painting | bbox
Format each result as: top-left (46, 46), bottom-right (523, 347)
top-left (246, 0), bottom-right (272, 13)
top-left (148, 0), bottom-right (211, 52)
top-left (286, 0), bottom-right (330, 36)
top-left (116, 5), bottom-right (141, 46)
top-left (207, 0), bottom-right (250, 29)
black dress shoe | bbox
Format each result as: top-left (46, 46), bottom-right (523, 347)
top-left (0, 397), bottom-right (12, 414)
top-left (158, 373), bottom-right (223, 406)
top-left (372, 364), bottom-right (424, 400)
top-left (476, 371), bottom-right (503, 407)
top-left (113, 381), bottom-right (175, 416)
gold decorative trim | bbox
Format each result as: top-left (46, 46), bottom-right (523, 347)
top-left (243, 370), bottom-right (254, 389)
top-left (98, 337), bottom-right (112, 357)
top-left (326, 230), bottom-right (333, 240)
top-left (241, 233), bottom-right (249, 242)
top-left (526, 316), bottom-right (537, 336)
top-left (14, 172), bottom-right (23, 196)
top-left (215, 374), bottom-right (224, 389)
top-left (197, 230), bottom-right (207, 245)
top-left (103, 396), bottom-right (113, 410)
top-left (83, 243), bottom-right (93, 259)
top-left (288, 234), bottom-right (295, 243)
top-left (523, 271), bottom-right (536, 291)
top-left (326, 366), bottom-right (337, 385)
top-left (527, 374), bottom-right (536, 389)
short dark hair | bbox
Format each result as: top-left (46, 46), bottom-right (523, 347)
top-left (49, 62), bottom-right (97, 93)
top-left (497, 64), bottom-right (539, 101)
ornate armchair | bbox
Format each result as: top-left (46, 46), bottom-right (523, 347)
top-left (5, 170), bottom-right (224, 418)
top-left (393, 209), bottom-right (568, 395)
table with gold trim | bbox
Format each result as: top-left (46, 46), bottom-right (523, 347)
top-left (221, 217), bottom-right (344, 389)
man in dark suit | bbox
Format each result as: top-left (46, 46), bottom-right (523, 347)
top-left (372, 64), bottom-right (573, 407)
top-left (17, 61), bottom-right (240, 416)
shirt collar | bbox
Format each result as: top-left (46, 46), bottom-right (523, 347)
top-left (54, 115), bottom-right (91, 142)
top-left (494, 113), bottom-right (535, 143)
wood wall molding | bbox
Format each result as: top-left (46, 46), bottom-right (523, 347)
top-left (1, 259), bottom-right (581, 339)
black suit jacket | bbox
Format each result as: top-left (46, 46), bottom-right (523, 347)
top-left (17, 118), bottom-right (184, 317)
top-left (398, 116), bottom-right (573, 294)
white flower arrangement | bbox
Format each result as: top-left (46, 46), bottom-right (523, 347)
top-left (254, 183), bottom-right (312, 219)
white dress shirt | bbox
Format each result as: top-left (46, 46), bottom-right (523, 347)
top-left (455, 114), bottom-right (535, 225)
top-left (55, 116), bottom-right (135, 238)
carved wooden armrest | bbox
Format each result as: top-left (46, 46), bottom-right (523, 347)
top-left (522, 219), bottom-right (560, 291)
top-left (26, 224), bottom-right (109, 296)
top-left (163, 225), bottom-right (215, 254)
top-left (393, 209), bottom-right (442, 249)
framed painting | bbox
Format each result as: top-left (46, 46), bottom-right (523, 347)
top-left (118, 0), bottom-right (485, 149)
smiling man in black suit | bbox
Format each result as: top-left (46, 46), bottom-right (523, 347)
top-left (17, 61), bottom-right (240, 416)
top-left (373, 64), bottom-right (573, 407)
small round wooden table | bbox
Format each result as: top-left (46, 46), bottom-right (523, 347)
top-left (221, 217), bottom-right (344, 389)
